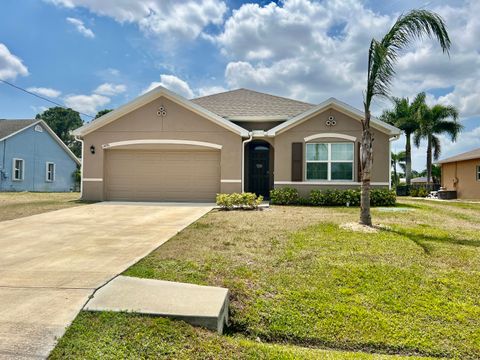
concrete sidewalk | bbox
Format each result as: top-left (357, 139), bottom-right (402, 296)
top-left (0, 202), bottom-right (212, 359)
top-left (85, 276), bottom-right (229, 334)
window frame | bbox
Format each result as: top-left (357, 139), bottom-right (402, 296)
top-left (305, 142), bottom-right (355, 182)
top-left (476, 165), bottom-right (480, 182)
top-left (12, 158), bottom-right (25, 181)
top-left (46, 162), bottom-right (55, 182)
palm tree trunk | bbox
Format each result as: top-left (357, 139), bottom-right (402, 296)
top-left (393, 159), bottom-right (398, 186)
top-left (426, 135), bottom-right (432, 185)
top-left (360, 111), bottom-right (373, 226)
top-left (405, 132), bottom-right (412, 186)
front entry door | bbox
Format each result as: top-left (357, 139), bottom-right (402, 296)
top-left (248, 142), bottom-right (270, 198)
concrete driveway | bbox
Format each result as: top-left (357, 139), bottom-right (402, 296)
top-left (0, 202), bottom-right (213, 359)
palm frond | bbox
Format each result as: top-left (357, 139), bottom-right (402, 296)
top-left (365, 10), bottom-right (450, 108)
top-left (431, 135), bottom-right (441, 160)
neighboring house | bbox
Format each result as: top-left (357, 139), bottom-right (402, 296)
top-left (0, 119), bottom-right (80, 192)
top-left (438, 147), bottom-right (480, 199)
top-left (411, 177), bottom-right (429, 185)
top-left (72, 87), bottom-right (400, 202)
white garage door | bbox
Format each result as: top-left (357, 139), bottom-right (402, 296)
top-left (105, 149), bottom-right (220, 202)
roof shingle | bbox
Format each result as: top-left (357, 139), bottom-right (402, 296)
top-left (191, 88), bottom-right (314, 119)
top-left (0, 119), bottom-right (37, 140)
top-left (438, 147), bottom-right (480, 164)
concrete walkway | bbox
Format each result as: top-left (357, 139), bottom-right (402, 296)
top-left (0, 202), bottom-right (212, 359)
top-left (86, 276), bottom-right (229, 334)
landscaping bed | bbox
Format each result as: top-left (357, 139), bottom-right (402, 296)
top-left (53, 199), bottom-right (480, 359)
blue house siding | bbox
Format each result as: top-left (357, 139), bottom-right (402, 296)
top-left (0, 124), bottom-right (78, 192)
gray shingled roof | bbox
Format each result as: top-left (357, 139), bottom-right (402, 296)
top-left (438, 147), bottom-right (480, 164)
top-left (191, 88), bottom-right (315, 119)
top-left (0, 119), bottom-right (37, 140)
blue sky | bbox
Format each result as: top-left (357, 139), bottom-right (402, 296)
top-left (0, 0), bottom-right (478, 171)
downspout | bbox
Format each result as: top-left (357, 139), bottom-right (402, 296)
top-left (74, 135), bottom-right (84, 199)
top-left (389, 134), bottom-right (400, 190)
top-left (241, 132), bottom-right (253, 193)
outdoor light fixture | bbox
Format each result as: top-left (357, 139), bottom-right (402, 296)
top-left (90, 145), bottom-right (95, 154)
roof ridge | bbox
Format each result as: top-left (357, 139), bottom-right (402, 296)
top-left (192, 88), bottom-right (314, 106)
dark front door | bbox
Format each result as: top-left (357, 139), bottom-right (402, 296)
top-left (248, 141), bottom-right (271, 198)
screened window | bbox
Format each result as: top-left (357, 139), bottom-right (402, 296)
top-left (306, 143), bottom-right (354, 181)
top-left (12, 158), bottom-right (24, 181)
top-left (477, 165), bottom-right (480, 181)
top-left (46, 162), bottom-right (55, 182)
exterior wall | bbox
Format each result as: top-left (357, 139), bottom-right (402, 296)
top-left (81, 96), bottom-right (243, 201)
top-left (441, 159), bottom-right (480, 199)
top-left (273, 109), bottom-right (391, 196)
top-left (0, 125), bottom-right (78, 192)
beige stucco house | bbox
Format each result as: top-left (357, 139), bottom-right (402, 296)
top-left (72, 87), bottom-right (400, 202)
top-left (439, 147), bottom-right (480, 199)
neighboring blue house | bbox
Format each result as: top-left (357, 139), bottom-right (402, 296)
top-left (0, 119), bottom-right (80, 192)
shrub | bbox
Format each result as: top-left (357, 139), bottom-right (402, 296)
top-left (370, 189), bottom-right (397, 206)
top-left (216, 192), bottom-right (263, 210)
top-left (410, 186), bottom-right (429, 198)
top-left (309, 189), bottom-right (361, 206)
top-left (270, 187), bottom-right (299, 205)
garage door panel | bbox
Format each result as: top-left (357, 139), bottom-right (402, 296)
top-left (105, 150), bottom-right (220, 202)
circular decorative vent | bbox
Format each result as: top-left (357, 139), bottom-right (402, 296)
top-left (157, 105), bottom-right (167, 117)
top-left (34, 124), bottom-right (43, 132)
top-left (326, 115), bottom-right (336, 126)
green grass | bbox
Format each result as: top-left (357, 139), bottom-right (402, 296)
top-left (50, 312), bottom-right (435, 360)
top-left (0, 192), bottom-right (84, 222)
top-left (53, 199), bottom-right (480, 359)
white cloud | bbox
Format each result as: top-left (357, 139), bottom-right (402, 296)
top-left (0, 43), bottom-right (29, 80)
top-left (48, 0), bottom-right (226, 40)
top-left (27, 87), bottom-right (61, 98)
top-left (64, 93), bottom-right (110, 115)
top-left (66, 17), bottom-right (95, 38)
top-left (142, 74), bottom-right (194, 98)
top-left (197, 85), bottom-right (227, 97)
top-left (94, 83), bottom-right (126, 96)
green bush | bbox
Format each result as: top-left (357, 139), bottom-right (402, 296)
top-left (269, 187), bottom-right (299, 205)
top-left (270, 187), bottom-right (395, 207)
top-left (410, 186), bottom-right (429, 198)
top-left (216, 192), bottom-right (263, 210)
top-left (370, 189), bottom-right (397, 206)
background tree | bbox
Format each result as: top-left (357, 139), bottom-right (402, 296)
top-left (391, 150), bottom-right (406, 187)
top-left (414, 103), bottom-right (462, 184)
top-left (419, 164), bottom-right (442, 184)
top-left (95, 109), bottom-right (113, 119)
top-left (35, 107), bottom-right (83, 157)
top-left (360, 9), bottom-right (451, 225)
top-left (381, 93), bottom-right (425, 186)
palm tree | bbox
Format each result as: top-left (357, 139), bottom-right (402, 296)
top-left (380, 93), bottom-right (425, 185)
top-left (391, 150), bottom-right (406, 186)
top-left (414, 104), bottom-right (462, 184)
top-left (360, 9), bottom-right (451, 226)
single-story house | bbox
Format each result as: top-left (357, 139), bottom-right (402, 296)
top-left (72, 87), bottom-right (400, 202)
top-left (438, 147), bottom-right (480, 199)
top-left (0, 119), bottom-right (80, 192)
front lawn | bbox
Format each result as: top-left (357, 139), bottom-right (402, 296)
top-left (0, 192), bottom-right (83, 221)
top-left (53, 199), bottom-right (480, 359)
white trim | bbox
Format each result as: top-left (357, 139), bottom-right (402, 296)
top-left (0, 120), bottom-right (80, 165)
top-left (304, 133), bottom-right (356, 142)
top-left (12, 158), bottom-right (24, 181)
top-left (388, 139), bottom-right (392, 190)
top-left (71, 86), bottom-right (249, 137)
top-left (83, 178), bottom-right (103, 182)
top-left (45, 162), bottom-right (55, 182)
top-left (267, 98), bottom-right (401, 137)
top-left (274, 181), bottom-right (389, 186)
top-left (241, 133), bottom-right (253, 192)
top-left (221, 179), bottom-right (241, 183)
top-left (101, 139), bottom-right (223, 150)
top-left (227, 115), bottom-right (287, 122)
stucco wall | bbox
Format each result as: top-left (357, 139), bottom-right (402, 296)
top-left (0, 124), bottom-right (78, 192)
top-left (273, 109), bottom-right (391, 192)
top-left (441, 159), bottom-right (480, 199)
top-left (81, 96), bottom-right (243, 200)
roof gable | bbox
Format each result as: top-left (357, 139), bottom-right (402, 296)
top-left (267, 98), bottom-right (401, 137)
top-left (72, 86), bottom-right (249, 137)
top-left (0, 119), bottom-right (80, 165)
top-left (191, 88), bottom-right (315, 120)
